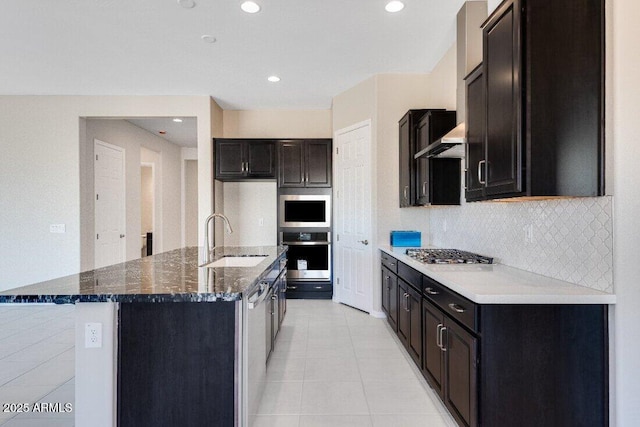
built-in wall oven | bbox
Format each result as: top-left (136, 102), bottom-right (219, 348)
top-left (280, 232), bottom-right (331, 281)
top-left (279, 195), bottom-right (331, 228)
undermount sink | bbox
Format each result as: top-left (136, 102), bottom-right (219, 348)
top-left (203, 255), bottom-right (267, 268)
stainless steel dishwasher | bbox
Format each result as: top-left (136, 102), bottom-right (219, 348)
top-left (244, 280), bottom-right (270, 427)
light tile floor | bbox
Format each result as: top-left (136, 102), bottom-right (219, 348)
top-left (0, 305), bottom-right (75, 427)
top-left (0, 300), bottom-right (457, 427)
top-left (255, 299), bottom-right (457, 427)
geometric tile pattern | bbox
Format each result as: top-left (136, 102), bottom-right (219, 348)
top-left (429, 196), bottom-right (613, 292)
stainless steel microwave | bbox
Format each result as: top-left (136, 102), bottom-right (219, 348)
top-left (279, 195), bottom-right (331, 228)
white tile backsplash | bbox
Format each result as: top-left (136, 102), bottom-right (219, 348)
top-left (429, 196), bottom-right (613, 292)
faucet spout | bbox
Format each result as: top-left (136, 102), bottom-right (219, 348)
top-left (203, 213), bottom-right (234, 263)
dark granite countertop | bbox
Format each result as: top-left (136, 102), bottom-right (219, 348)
top-left (0, 246), bottom-right (287, 304)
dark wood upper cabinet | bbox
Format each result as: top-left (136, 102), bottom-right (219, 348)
top-left (215, 139), bottom-right (276, 181)
top-left (399, 110), bottom-right (459, 207)
top-left (278, 139), bottom-right (332, 188)
top-left (468, 0), bottom-right (604, 201)
top-left (465, 65), bottom-right (486, 202)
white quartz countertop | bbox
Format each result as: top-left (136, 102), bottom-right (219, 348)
top-left (380, 245), bottom-right (616, 305)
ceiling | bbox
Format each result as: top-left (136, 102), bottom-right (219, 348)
top-left (0, 0), bottom-right (468, 110)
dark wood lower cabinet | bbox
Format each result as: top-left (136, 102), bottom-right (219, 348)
top-left (118, 303), bottom-right (236, 427)
top-left (407, 285), bottom-right (422, 366)
top-left (381, 266), bottom-right (398, 331)
top-left (423, 299), bottom-right (445, 398)
top-left (380, 252), bottom-right (608, 427)
top-left (443, 317), bottom-right (478, 427)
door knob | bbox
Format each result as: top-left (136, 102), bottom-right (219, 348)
top-left (358, 240), bottom-right (369, 245)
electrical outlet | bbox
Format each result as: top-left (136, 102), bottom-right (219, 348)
top-left (85, 322), bottom-right (102, 348)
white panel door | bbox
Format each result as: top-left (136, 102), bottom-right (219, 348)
top-left (95, 140), bottom-right (126, 269)
top-left (333, 121), bottom-right (372, 313)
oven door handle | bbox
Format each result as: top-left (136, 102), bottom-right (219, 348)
top-left (282, 241), bottom-right (331, 246)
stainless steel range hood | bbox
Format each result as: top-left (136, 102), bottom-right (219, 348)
top-left (414, 123), bottom-right (466, 159)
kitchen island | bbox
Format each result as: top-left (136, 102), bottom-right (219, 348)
top-left (0, 245), bottom-right (288, 427)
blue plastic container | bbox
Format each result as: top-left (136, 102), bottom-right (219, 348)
top-left (390, 231), bottom-right (421, 247)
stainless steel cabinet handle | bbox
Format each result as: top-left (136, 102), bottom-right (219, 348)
top-left (358, 240), bottom-right (369, 245)
top-left (448, 303), bottom-right (466, 313)
top-left (478, 160), bottom-right (486, 185)
top-left (385, 276), bottom-right (391, 290)
top-left (424, 287), bottom-right (439, 295)
top-left (403, 185), bottom-right (409, 201)
top-left (436, 324), bottom-right (443, 349)
top-left (422, 181), bottom-right (428, 196)
top-left (440, 326), bottom-right (447, 352)
top-left (288, 286), bottom-right (297, 290)
top-left (313, 286), bottom-right (323, 289)
top-left (389, 262), bottom-right (396, 266)
top-left (404, 293), bottom-right (410, 312)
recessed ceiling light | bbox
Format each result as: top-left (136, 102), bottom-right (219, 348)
top-left (177, 0), bottom-right (196, 9)
top-left (267, 76), bottom-right (281, 83)
top-left (385, 1), bottom-right (405, 13)
top-left (201, 35), bottom-right (217, 43)
top-left (173, 118), bottom-right (183, 123)
top-left (241, 1), bottom-right (261, 13)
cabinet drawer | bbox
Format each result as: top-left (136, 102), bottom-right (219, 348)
top-left (398, 262), bottom-right (421, 291)
top-left (381, 252), bottom-right (398, 274)
top-left (423, 275), bottom-right (478, 333)
top-left (287, 282), bottom-right (332, 293)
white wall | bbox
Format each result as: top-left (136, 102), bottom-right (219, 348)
top-left (611, 0), bottom-right (640, 423)
top-left (217, 109), bottom-right (333, 247)
top-left (222, 182), bottom-right (277, 246)
top-left (223, 110), bottom-right (332, 138)
top-left (0, 96), bottom-right (214, 291)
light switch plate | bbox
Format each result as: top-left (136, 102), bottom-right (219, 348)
top-left (49, 224), bottom-right (66, 233)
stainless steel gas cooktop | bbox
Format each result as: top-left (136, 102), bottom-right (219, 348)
top-left (405, 248), bottom-right (493, 264)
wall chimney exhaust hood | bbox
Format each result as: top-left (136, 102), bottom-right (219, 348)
top-left (414, 122), bottom-right (466, 159)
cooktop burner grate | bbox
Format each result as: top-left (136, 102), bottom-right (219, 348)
top-left (405, 248), bottom-right (493, 264)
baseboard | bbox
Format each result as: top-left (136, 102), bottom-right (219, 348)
top-left (369, 310), bottom-right (386, 319)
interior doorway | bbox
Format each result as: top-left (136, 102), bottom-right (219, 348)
top-left (94, 139), bottom-right (126, 269)
top-left (140, 163), bottom-right (155, 257)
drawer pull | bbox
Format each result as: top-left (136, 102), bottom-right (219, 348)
top-left (288, 286), bottom-right (298, 290)
top-left (436, 324), bottom-right (443, 349)
top-left (448, 303), bottom-right (466, 313)
top-left (314, 286), bottom-right (323, 289)
top-left (440, 326), bottom-right (448, 352)
top-left (424, 287), bottom-right (439, 295)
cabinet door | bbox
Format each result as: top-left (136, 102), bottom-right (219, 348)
top-left (443, 318), bottom-right (478, 427)
top-left (278, 141), bottom-right (305, 187)
top-left (398, 114), bottom-right (412, 207)
top-left (381, 267), bottom-right (392, 316)
top-left (407, 285), bottom-right (422, 367)
top-left (388, 272), bottom-right (398, 331)
top-left (397, 280), bottom-right (410, 348)
top-left (247, 141), bottom-right (276, 178)
top-left (305, 140), bottom-right (332, 187)
top-left (215, 140), bottom-right (245, 179)
top-left (465, 65), bottom-right (486, 201)
top-left (423, 299), bottom-right (445, 398)
top-left (483, 0), bottom-right (522, 197)
top-left (415, 115), bottom-right (431, 205)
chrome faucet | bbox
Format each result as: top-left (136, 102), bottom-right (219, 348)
top-left (203, 213), bottom-right (234, 263)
